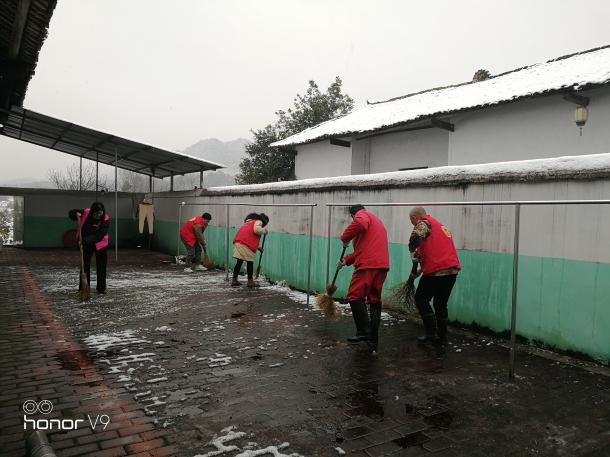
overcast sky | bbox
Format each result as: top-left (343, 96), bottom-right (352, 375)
top-left (2, 0), bottom-right (610, 183)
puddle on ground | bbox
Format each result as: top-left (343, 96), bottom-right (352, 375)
top-left (393, 431), bottom-right (430, 447)
top-left (424, 410), bottom-right (454, 429)
top-left (346, 389), bottom-right (384, 418)
top-left (57, 350), bottom-right (91, 371)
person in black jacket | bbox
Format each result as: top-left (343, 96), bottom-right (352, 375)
top-left (69, 202), bottom-right (110, 294)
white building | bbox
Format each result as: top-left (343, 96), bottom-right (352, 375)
top-left (272, 45), bottom-right (610, 180)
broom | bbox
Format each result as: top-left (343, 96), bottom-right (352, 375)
top-left (315, 245), bottom-right (348, 318)
top-left (404, 260), bottom-right (419, 306)
top-left (202, 244), bottom-right (214, 270)
top-left (254, 233), bottom-right (267, 279)
top-left (76, 214), bottom-right (91, 302)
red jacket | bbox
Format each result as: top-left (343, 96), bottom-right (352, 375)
top-left (79, 207), bottom-right (110, 251)
top-left (340, 209), bottom-right (389, 270)
top-left (179, 216), bottom-right (208, 247)
top-left (416, 215), bottom-right (461, 275)
top-left (233, 219), bottom-right (262, 252)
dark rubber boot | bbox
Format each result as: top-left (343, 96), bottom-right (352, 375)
top-left (436, 317), bottom-right (448, 345)
top-left (247, 278), bottom-right (260, 288)
top-left (417, 313), bottom-right (438, 344)
top-left (231, 276), bottom-right (241, 286)
top-left (368, 303), bottom-right (382, 353)
top-left (347, 301), bottom-right (370, 342)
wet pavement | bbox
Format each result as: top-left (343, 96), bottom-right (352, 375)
top-left (1, 248), bottom-right (610, 457)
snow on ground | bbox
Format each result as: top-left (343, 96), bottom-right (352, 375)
top-left (194, 426), bottom-right (303, 457)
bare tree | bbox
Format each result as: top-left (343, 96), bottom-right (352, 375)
top-left (48, 163), bottom-right (111, 191)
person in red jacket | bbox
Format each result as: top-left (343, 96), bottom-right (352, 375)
top-left (232, 213), bottom-right (269, 288)
top-left (179, 212), bottom-right (212, 272)
top-left (408, 207), bottom-right (461, 345)
top-left (337, 205), bottom-right (390, 353)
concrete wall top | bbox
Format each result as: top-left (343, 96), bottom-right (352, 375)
top-left (202, 153), bottom-right (610, 196)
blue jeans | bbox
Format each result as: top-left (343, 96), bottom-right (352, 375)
top-left (182, 239), bottom-right (202, 267)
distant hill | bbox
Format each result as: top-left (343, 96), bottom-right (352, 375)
top-left (182, 138), bottom-right (249, 176)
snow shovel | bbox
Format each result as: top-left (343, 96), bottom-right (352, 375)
top-left (255, 233), bottom-right (267, 279)
top-left (315, 244), bottom-right (348, 318)
top-left (76, 214), bottom-right (91, 302)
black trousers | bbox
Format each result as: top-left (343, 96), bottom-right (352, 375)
top-left (233, 259), bottom-right (254, 279)
top-left (80, 246), bottom-right (107, 293)
top-left (414, 274), bottom-right (457, 321)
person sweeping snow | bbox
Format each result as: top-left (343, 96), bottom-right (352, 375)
top-left (408, 206), bottom-right (460, 346)
top-left (336, 204), bottom-right (389, 353)
top-left (179, 212), bottom-right (212, 272)
top-left (232, 213), bottom-right (269, 288)
top-left (69, 202), bottom-right (110, 295)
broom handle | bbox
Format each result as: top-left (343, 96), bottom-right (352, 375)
top-left (330, 245), bottom-right (348, 286)
top-left (255, 233), bottom-right (267, 279)
top-left (77, 214), bottom-right (86, 276)
top-left (410, 260), bottom-right (418, 276)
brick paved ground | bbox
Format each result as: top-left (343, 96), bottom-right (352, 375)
top-left (1, 247), bottom-right (609, 457)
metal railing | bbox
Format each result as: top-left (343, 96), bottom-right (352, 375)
top-left (177, 202), bottom-right (317, 304)
top-left (326, 199), bottom-right (610, 379)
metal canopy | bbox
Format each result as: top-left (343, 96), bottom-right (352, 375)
top-left (0, 106), bottom-right (225, 178)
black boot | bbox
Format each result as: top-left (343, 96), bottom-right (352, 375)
top-left (368, 303), bottom-right (382, 353)
top-left (347, 301), bottom-right (370, 342)
top-left (436, 317), bottom-right (448, 345)
top-left (417, 313), bottom-right (438, 344)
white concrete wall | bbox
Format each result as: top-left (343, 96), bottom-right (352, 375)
top-left (294, 141), bottom-right (352, 180)
top-left (449, 88), bottom-right (610, 165)
top-left (368, 128), bottom-right (449, 173)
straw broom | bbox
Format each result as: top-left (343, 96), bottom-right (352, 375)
top-left (316, 245), bottom-right (347, 318)
top-left (202, 244), bottom-right (214, 270)
top-left (76, 214), bottom-right (91, 302)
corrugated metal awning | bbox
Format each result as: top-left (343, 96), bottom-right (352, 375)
top-left (0, 106), bottom-right (225, 178)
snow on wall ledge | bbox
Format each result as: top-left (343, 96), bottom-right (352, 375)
top-left (205, 153), bottom-right (610, 196)
top-left (272, 45), bottom-right (610, 147)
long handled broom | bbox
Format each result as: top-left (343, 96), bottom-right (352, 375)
top-left (255, 233), bottom-right (267, 279)
top-left (202, 244), bottom-right (214, 270)
top-left (404, 260), bottom-right (419, 306)
top-left (76, 214), bottom-right (91, 302)
top-left (315, 245), bottom-right (348, 318)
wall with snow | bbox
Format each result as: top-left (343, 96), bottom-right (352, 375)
top-left (449, 88), bottom-right (610, 165)
top-left (294, 141), bottom-right (352, 180)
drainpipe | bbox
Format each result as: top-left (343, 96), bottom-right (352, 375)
top-left (26, 430), bottom-right (57, 457)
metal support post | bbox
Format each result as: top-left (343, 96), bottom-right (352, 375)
top-left (79, 156), bottom-right (83, 191)
top-left (306, 205), bottom-right (314, 305)
top-left (170, 174), bottom-right (174, 192)
top-left (325, 205), bottom-right (332, 284)
top-left (225, 204), bottom-right (230, 282)
top-left (199, 170), bottom-right (203, 189)
top-left (176, 203), bottom-right (183, 257)
top-left (509, 203), bottom-right (521, 379)
top-left (114, 146), bottom-right (118, 261)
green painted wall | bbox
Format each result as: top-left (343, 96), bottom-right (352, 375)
top-left (154, 223), bottom-right (610, 363)
top-left (23, 216), bottom-right (139, 248)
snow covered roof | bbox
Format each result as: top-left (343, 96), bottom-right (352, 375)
top-left (271, 45), bottom-right (610, 148)
top-left (205, 153), bottom-right (610, 196)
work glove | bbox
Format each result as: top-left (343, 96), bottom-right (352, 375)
top-left (336, 259), bottom-right (346, 270)
top-left (258, 247), bottom-right (264, 253)
top-left (342, 241), bottom-right (349, 249)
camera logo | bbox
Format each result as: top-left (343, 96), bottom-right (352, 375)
top-left (23, 400), bottom-right (53, 415)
